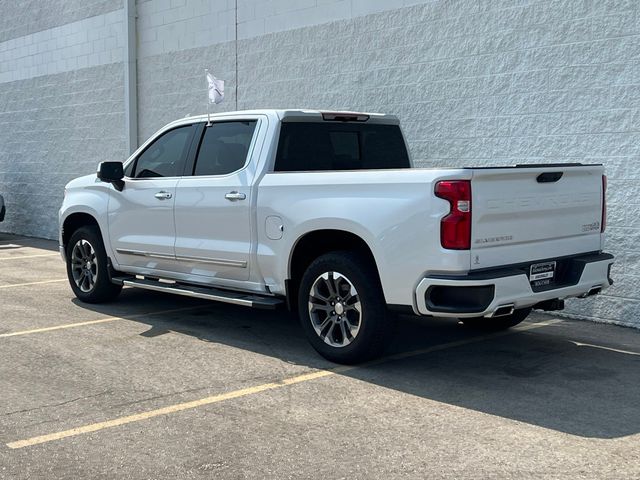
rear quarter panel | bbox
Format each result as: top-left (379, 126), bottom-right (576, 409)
top-left (256, 168), bottom-right (471, 307)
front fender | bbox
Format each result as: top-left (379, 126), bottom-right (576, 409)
top-left (59, 180), bottom-right (111, 258)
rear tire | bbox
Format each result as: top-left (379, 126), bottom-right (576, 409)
top-left (66, 226), bottom-right (122, 303)
top-left (297, 251), bottom-right (392, 364)
top-left (461, 307), bottom-right (531, 331)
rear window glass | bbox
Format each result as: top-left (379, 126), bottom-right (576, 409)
top-left (274, 122), bottom-right (410, 172)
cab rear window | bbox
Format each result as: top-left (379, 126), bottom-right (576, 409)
top-left (274, 122), bottom-right (410, 172)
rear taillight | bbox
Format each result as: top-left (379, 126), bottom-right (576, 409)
top-left (435, 180), bottom-right (471, 250)
top-left (601, 174), bottom-right (607, 232)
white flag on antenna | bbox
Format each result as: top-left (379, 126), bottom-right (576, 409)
top-left (206, 72), bottom-right (224, 104)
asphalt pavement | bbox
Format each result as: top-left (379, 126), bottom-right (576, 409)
top-left (1, 233), bottom-right (639, 479)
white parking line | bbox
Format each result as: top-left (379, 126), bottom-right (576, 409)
top-left (570, 340), bottom-right (640, 356)
top-left (6, 319), bottom-right (562, 449)
top-left (0, 305), bottom-right (208, 339)
top-left (0, 318), bottom-right (119, 338)
top-left (0, 279), bottom-right (67, 289)
top-left (0, 253), bottom-right (59, 260)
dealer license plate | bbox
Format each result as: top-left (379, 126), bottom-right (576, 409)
top-left (530, 261), bottom-right (556, 287)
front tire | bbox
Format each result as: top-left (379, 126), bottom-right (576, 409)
top-left (461, 307), bottom-right (531, 331)
top-left (297, 251), bottom-right (392, 364)
top-left (66, 226), bottom-right (122, 303)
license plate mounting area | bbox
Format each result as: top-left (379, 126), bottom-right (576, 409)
top-left (530, 261), bottom-right (556, 287)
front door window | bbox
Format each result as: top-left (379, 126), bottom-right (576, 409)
top-left (130, 126), bottom-right (194, 178)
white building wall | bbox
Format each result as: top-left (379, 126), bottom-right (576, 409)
top-left (0, 2), bottom-right (126, 239)
top-left (0, 9), bottom-right (125, 83)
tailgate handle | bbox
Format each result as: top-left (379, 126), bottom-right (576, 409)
top-left (537, 172), bottom-right (563, 183)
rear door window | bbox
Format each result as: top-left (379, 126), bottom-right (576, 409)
top-left (192, 121), bottom-right (257, 176)
top-left (274, 122), bottom-right (410, 172)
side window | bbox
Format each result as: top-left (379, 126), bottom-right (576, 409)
top-left (131, 126), bottom-right (193, 179)
top-left (193, 121), bottom-right (257, 176)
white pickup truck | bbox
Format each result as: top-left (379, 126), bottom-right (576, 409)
top-left (59, 109), bottom-right (613, 363)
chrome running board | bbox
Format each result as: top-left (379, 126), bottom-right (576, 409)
top-left (112, 276), bottom-right (282, 309)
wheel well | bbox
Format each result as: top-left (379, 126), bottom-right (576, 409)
top-left (288, 229), bottom-right (382, 308)
top-left (62, 213), bottom-right (100, 250)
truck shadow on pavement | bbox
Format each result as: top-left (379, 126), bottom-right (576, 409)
top-left (0, 234), bottom-right (59, 251)
top-left (74, 288), bottom-right (640, 440)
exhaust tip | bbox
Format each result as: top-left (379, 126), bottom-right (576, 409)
top-left (580, 286), bottom-right (602, 298)
top-left (588, 287), bottom-right (602, 296)
top-left (490, 304), bottom-right (515, 318)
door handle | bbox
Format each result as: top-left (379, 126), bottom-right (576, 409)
top-left (225, 191), bottom-right (246, 201)
top-left (154, 191), bottom-right (172, 200)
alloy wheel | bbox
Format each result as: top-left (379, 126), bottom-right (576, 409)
top-left (307, 271), bottom-right (362, 347)
top-left (70, 239), bottom-right (98, 293)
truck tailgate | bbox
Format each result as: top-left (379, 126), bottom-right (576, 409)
top-left (470, 165), bottom-right (604, 270)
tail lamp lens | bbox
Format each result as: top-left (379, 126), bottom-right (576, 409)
top-left (435, 180), bottom-right (472, 250)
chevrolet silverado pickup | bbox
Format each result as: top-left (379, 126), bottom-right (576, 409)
top-left (59, 109), bottom-right (613, 363)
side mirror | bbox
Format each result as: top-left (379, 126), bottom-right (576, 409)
top-left (97, 162), bottom-right (124, 191)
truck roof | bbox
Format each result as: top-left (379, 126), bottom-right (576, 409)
top-left (176, 109), bottom-right (400, 126)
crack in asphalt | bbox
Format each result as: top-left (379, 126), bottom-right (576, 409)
top-left (2, 391), bottom-right (112, 417)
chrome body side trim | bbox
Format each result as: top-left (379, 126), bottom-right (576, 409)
top-left (175, 254), bottom-right (247, 268)
top-left (116, 248), bottom-right (248, 268)
top-left (116, 248), bottom-right (175, 260)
